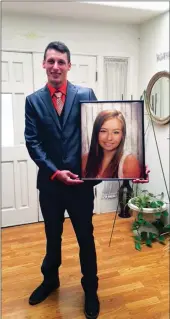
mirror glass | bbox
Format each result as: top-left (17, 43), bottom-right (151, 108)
top-left (150, 76), bottom-right (169, 118)
top-left (146, 71), bottom-right (170, 124)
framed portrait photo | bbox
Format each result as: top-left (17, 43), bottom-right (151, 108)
top-left (80, 100), bottom-right (146, 181)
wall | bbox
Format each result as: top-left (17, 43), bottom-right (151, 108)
top-left (139, 11), bottom-right (170, 208)
top-left (2, 13), bottom-right (140, 100)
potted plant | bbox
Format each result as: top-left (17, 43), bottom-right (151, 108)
top-left (128, 190), bottom-right (170, 251)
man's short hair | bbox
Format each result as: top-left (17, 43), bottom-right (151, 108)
top-left (43, 41), bottom-right (71, 63)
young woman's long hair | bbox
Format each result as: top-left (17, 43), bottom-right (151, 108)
top-left (84, 110), bottom-right (126, 178)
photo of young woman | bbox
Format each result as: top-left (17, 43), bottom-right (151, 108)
top-left (82, 109), bottom-right (141, 179)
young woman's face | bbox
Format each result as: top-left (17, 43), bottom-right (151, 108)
top-left (98, 118), bottom-right (123, 152)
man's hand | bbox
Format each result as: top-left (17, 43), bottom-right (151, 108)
top-left (55, 170), bottom-right (84, 185)
top-left (132, 165), bottom-right (150, 184)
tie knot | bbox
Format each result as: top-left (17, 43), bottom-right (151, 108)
top-left (55, 91), bottom-right (62, 98)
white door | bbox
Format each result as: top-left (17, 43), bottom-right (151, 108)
top-left (32, 52), bottom-right (97, 220)
top-left (1, 51), bottom-right (38, 227)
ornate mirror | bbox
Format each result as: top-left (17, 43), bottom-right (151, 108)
top-left (145, 71), bottom-right (170, 125)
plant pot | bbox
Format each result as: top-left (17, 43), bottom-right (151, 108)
top-left (128, 198), bottom-right (167, 222)
top-left (128, 197), bottom-right (169, 250)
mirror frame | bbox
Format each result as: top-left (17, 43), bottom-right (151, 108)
top-left (145, 71), bottom-right (170, 125)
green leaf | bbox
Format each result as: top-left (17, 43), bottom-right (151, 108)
top-left (158, 235), bottom-right (165, 244)
top-left (138, 219), bottom-right (144, 225)
top-left (132, 221), bottom-right (139, 230)
top-left (134, 235), bottom-right (141, 242)
top-left (156, 200), bottom-right (164, 206)
top-left (138, 213), bottom-right (143, 220)
top-left (146, 239), bottom-right (152, 247)
top-left (150, 233), bottom-right (157, 239)
top-left (159, 235), bottom-right (165, 241)
top-left (149, 232), bottom-right (157, 240)
top-left (150, 201), bottom-right (158, 208)
top-left (162, 210), bottom-right (169, 217)
top-left (135, 242), bottom-right (141, 251)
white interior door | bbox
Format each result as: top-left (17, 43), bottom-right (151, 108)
top-left (1, 51), bottom-right (38, 227)
top-left (32, 52), bottom-right (97, 221)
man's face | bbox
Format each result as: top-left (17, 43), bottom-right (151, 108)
top-left (43, 49), bottom-right (71, 88)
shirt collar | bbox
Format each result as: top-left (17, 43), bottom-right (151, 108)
top-left (47, 81), bottom-right (67, 97)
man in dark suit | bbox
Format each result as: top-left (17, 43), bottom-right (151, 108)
top-left (25, 41), bottom-right (100, 319)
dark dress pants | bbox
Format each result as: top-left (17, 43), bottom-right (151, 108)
top-left (39, 183), bottom-right (98, 294)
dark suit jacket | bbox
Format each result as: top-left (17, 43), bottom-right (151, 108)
top-left (25, 81), bottom-right (100, 191)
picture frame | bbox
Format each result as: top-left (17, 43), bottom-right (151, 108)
top-left (80, 100), bottom-right (146, 181)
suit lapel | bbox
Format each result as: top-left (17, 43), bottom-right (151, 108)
top-left (39, 85), bottom-right (62, 131)
top-left (63, 82), bottom-right (78, 129)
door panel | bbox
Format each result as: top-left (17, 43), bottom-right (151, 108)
top-left (1, 52), bottom-right (38, 227)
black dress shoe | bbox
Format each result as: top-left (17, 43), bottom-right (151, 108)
top-left (29, 280), bottom-right (60, 305)
top-left (84, 293), bottom-right (100, 319)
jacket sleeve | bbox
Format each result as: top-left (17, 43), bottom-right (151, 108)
top-left (24, 97), bottom-right (58, 175)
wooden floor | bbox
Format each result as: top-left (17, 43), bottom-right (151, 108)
top-left (2, 213), bottom-right (169, 319)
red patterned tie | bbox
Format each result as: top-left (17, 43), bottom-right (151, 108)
top-left (55, 91), bottom-right (64, 115)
